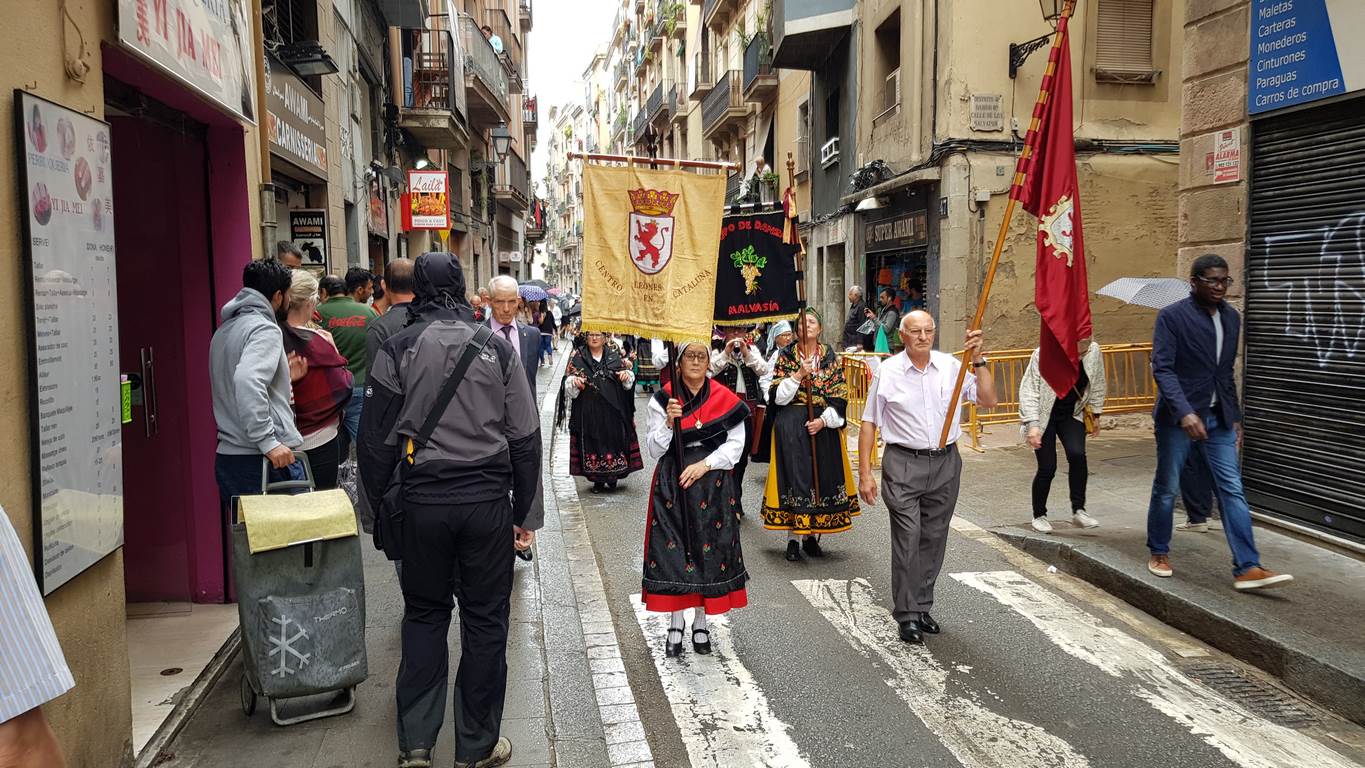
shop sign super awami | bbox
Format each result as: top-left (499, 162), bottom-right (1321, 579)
top-left (863, 210), bottom-right (929, 254)
top-left (264, 52), bottom-right (328, 181)
top-left (117, 0), bottom-right (256, 122)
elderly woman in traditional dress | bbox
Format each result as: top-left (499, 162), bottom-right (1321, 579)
top-left (643, 340), bottom-right (750, 658)
top-left (761, 310), bottom-right (860, 561)
top-left (561, 331), bottom-right (641, 491)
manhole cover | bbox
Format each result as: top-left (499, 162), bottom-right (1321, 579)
top-left (1178, 661), bottom-right (1320, 729)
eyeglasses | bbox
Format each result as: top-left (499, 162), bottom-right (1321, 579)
top-left (1195, 276), bottom-right (1235, 287)
top-left (904, 328), bottom-right (936, 338)
top-left (681, 351), bottom-right (709, 362)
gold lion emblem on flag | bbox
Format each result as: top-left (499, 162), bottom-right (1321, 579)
top-left (627, 187), bottom-right (679, 275)
top-left (1040, 194), bottom-right (1075, 267)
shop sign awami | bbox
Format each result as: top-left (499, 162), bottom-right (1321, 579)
top-left (265, 52), bottom-right (328, 180)
top-left (403, 170), bottom-right (450, 230)
top-left (289, 209), bottom-right (328, 266)
top-left (1249, 0), bottom-right (1365, 115)
top-left (117, 0), bottom-right (256, 122)
top-left (863, 210), bottom-right (929, 254)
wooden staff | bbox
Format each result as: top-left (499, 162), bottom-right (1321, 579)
top-left (787, 154), bottom-right (821, 498)
top-left (569, 151), bottom-right (737, 172)
top-left (936, 0), bottom-right (1075, 448)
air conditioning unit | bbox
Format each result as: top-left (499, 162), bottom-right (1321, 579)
top-left (883, 68), bottom-right (901, 113)
top-left (820, 137), bottom-right (840, 168)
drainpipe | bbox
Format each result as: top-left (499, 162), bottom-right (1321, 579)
top-left (253, 0), bottom-right (276, 259)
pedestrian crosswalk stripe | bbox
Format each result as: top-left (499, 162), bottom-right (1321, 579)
top-left (953, 570), bottom-right (1360, 768)
top-left (794, 578), bottom-right (1092, 768)
top-left (630, 595), bottom-right (810, 768)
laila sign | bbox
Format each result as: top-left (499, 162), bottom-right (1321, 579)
top-left (117, 0), bottom-right (256, 122)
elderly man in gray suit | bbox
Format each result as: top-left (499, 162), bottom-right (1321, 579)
top-left (857, 311), bottom-right (998, 645)
top-left (486, 275), bottom-right (542, 397)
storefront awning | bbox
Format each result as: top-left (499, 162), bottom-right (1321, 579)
top-left (378, 0), bottom-right (427, 28)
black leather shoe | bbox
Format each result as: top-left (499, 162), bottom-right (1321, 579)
top-left (591, 482), bottom-right (605, 494)
top-left (918, 613), bottom-right (940, 634)
top-left (802, 536), bottom-right (825, 558)
top-left (692, 628), bottom-right (712, 655)
top-left (898, 621), bottom-right (924, 644)
top-left (785, 540), bottom-right (802, 561)
top-left (607, 479), bottom-right (618, 490)
top-left (665, 629), bottom-right (684, 658)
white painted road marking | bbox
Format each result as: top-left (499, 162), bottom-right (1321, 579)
top-left (629, 595), bottom-right (810, 768)
top-left (953, 570), bottom-right (1361, 768)
top-left (794, 578), bottom-right (1093, 768)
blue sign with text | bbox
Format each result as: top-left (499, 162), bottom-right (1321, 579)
top-left (1249, 0), bottom-right (1364, 115)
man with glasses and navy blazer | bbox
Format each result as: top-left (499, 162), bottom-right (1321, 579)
top-left (1144, 254), bottom-right (1293, 591)
top-left (487, 275), bottom-right (542, 398)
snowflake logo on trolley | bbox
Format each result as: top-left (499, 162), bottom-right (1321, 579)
top-left (268, 615), bottom-right (312, 678)
top-left (628, 187), bottom-right (679, 275)
top-left (1040, 194), bottom-right (1076, 267)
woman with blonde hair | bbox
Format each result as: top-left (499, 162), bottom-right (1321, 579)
top-left (282, 270), bottom-right (353, 489)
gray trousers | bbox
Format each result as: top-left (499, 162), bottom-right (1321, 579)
top-left (882, 444), bottom-right (963, 623)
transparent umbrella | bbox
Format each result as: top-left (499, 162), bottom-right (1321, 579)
top-left (1096, 277), bottom-right (1190, 310)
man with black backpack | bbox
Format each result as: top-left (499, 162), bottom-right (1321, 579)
top-left (358, 252), bottom-right (542, 768)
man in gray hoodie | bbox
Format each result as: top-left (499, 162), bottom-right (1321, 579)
top-left (210, 259), bottom-right (305, 517)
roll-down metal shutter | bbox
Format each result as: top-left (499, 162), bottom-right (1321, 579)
top-left (1245, 96), bottom-right (1365, 543)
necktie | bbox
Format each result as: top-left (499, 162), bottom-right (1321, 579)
top-left (500, 325), bottom-right (513, 341)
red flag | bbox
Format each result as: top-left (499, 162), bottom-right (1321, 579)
top-left (1009, 11), bottom-right (1092, 398)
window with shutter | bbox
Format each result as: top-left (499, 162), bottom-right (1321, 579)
top-left (1095, 0), bottom-right (1157, 83)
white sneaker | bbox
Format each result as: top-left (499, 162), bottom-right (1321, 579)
top-left (1072, 510), bottom-right (1100, 529)
top-left (1031, 516), bottom-right (1054, 533)
top-left (1175, 521), bottom-right (1209, 532)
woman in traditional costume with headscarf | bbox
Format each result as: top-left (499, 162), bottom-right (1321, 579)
top-left (643, 340), bottom-right (750, 658)
top-left (561, 331), bottom-right (641, 491)
top-left (762, 310), bottom-right (860, 560)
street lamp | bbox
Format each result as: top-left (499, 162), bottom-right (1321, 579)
top-left (491, 122), bottom-right (513, 163)
top-left (1037, 0), bottom-right (1064, 21)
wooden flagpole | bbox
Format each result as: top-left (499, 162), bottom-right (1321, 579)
top-left (568, 151), bottom-right (738, 172)
top-left (787, 153), bottom-right (821, 497)
top-left (936, 0), bottom-right (1075, 448)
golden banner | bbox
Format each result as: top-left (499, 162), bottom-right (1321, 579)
top-left (581, 164), bottom-right (725, 342)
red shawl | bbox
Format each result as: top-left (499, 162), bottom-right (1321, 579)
top-left (292, 329), bottom-right (353, 436)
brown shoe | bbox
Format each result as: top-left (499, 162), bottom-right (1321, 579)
top-left (1147, 554), bottom-right (1173, 578)
top-left (1234, 567), bottom-right (1293, 591)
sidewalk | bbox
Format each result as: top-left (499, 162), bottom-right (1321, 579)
top-left (952, 427), bottom-right (1365, 727)
top-left (151, 345), bottom-right (625, 768)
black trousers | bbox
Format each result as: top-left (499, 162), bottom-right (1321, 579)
top-left (301, 433), bottom-right (341, 490)
top-left (1179, 442), bottom-right (1216, 522)
top-left (396, 497), bottom-right (514, 762)
top-left (1032, 410), bottom-right (1087, 518)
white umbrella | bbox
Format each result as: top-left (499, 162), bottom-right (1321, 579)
top-left (1096, 277), bottom-right (1190, 310)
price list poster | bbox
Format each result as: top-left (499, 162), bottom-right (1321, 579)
top-left (15, 91), bottom-right (124, 594)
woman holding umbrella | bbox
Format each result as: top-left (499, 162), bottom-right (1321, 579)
top-left (761, 310), bottom-right (861, 560)
top-left (642, 339), bottom-right (750, 657)
top-left (560, 331), bottom-right (642, 491)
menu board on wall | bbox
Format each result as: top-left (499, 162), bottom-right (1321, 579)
top-left (15, 91), bottom-right (125, 594)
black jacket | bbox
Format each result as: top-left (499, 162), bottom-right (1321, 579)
top-left (843, 299), bottom-right (870, 349)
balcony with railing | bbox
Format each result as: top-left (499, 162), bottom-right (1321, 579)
top-left (522, 96), bottom-right (538, 130)
top-left (703, 0), bottom-right (738, 30)
top-left (614, 58), bottom-right (629, 89)
top-left (702, 69), bottom-right (746, 140)
top-left (459, 13), bottom-right (511, 127)
top-left (743, 34), bottom-right (777, 103)
top-left (519, 0), bottom-right (532, 29)
top-left (646, 80), bottom-right (669, 127)
top-left (398, 16), bottom-right (470, 149)
top-left (632, 108), bottom-right (649, 145)
top-left (665, 1), bottom-right (686, 39)
top-left (450, 167), bottom-right (469, 232)
top-left (669, 82), bottom-right (687, 126)
top-left (494, 151), bottom-right (530, 211)
top-left (484, 8), bottom-right (521, 76)
top-left (772, 0), bottom-right (855, 70)
top-left (725, 171), bottom-right (742, 203)
top-left (690, 51), bottom-right (713, 100)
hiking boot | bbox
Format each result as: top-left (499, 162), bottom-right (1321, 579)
top-left (1147, 554), bottom-right (1173, 578)
top-left (454, 738), bottom-right (513, 768)
top-left (1234, 567), bottom-right (1294, 591)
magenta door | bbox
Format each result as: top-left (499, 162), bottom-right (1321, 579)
top-left (111, 112), bottom-right (216, 603)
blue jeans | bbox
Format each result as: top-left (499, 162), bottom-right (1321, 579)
top-left (539, 333), bottom-right (553, 364)
top-left (1147, 413), bottom-right (1261, 575)
top-left (344, 385), bottom-right (365, 441)
top-left (215, 453), bottom-right (305, 521)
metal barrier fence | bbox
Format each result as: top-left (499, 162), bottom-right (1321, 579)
top-left (839, 343), bottom-right (1155, 455)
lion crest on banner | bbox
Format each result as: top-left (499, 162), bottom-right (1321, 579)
top-left (1040, 194), bottom-right (1076, 267)
top-left (628, 187), bottom-right (679, 275)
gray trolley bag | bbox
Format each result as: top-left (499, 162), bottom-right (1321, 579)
top-left (232, 456), bottom-right (369, 726)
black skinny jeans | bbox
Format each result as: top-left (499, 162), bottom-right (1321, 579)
top-left (1032, 405), bottom-right (1087, 518)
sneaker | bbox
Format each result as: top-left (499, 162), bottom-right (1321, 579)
top-left (454, 738), bottom-right (513, 768)
top-left (397, 749), bottom-right (433, 768)
top-left (1031, 516), bottom-right (1054, 533)
top-left (1175, 520), bottom-right (1209, 532)
top-left (1071, 510), bottom-right (1100, 529)
top-left (1147, 554), bottom-right (1173, 578)
top-left (1234, 567), bottom-right (1294, 591)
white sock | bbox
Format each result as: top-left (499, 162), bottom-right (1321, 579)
top-left (669, 610), bottom-right (686, 632)
top-left (692, 609), bottom-right (708, 632)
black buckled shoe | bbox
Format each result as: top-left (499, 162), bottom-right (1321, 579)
top-left (397, 748), bottom-right (433, 768)
top-left (665, 628), bottom-right (685, 658)
top-left (918, 613), bottom-right (940, 634)
top-left (802, 536), bottom-right (825, 558)
top-left (785, 540), bottom-right (802, 561)
top-left (692, 628), bottom-right (712, 655)
top-left (898, 620), bottom-right (924, 644)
